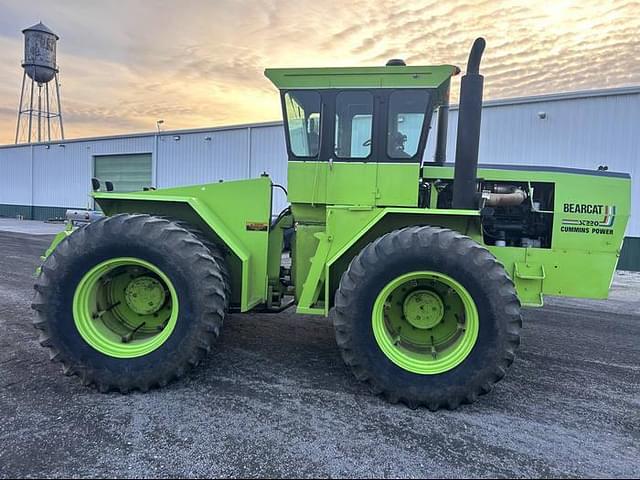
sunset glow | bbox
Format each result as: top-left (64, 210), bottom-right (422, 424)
top-left (0, 0), bottom-right (638, 144)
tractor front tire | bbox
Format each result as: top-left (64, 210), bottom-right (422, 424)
top-left (32, 214), bottom-right (228, 392)
top-left (333, 226), bottom-right (521, 410)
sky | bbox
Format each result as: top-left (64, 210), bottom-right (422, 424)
top-left (0, 0), bottom-right (638, 144)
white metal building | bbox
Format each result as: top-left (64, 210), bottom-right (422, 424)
top-left (0, 86), bottom-right (638, 269)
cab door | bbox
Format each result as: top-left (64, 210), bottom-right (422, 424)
top-left (326, 90), bottom-right (378, 206)
top-left (375, 89), bottom-right (433, 207)
top-left (283, 90), bottom-right (328, 205)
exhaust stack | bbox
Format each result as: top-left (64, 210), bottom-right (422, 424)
top-left (452, 37), bottom-right (486, 209)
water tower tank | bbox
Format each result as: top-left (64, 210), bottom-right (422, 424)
top-left (22, 22), bottom-right (58, 84)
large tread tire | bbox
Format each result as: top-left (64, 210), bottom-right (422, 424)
top-left (333, 226), bottom-right (522, 410)
top-left (172, 220), bottom-right (232, 307)
top-left (31, 213), bottom-right (228, 393)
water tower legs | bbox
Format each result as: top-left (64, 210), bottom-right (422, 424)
top-left (45, 83), bottom-right (51, 141)
top-left (14, 71), bottom-right (26, 144)
top-left (15, 69), bottom-right (65, 144)
top-left (27, 76), bottom-right (34, 143)
top-left (37, 83), bottom-right (42, 143)
top-left (54, 72), bottom-right (64, 140)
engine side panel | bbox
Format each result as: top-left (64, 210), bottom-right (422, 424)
top-left (423, 164), bottom-right (631, 303)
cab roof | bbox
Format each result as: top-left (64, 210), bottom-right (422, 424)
top-left (264, 65), bottom-right (459, 90)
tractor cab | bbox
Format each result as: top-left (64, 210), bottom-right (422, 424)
top-left (265, 63), bottom-right (459, 208)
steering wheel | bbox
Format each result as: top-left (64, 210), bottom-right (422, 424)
top-left (362, 139), bottom-right (372, 147)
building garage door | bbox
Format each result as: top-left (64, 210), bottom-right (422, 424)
top-left (94, 154), bottom-right (152, 192)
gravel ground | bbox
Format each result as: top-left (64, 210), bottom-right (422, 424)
top-left (0, 218), bottom-right (65, 235)
top-left (0, 230), bottom-right (638, 478)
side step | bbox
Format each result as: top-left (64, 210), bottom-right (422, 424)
top-left (513, 262), bottom-right (545, 307)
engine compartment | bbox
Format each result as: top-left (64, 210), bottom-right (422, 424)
top-left (420, 179), bottom-right (555, 248)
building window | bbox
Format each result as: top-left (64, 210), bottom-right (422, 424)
top-left (284, 91), bottom-right (321, 158)
top-left (387, 90), bottom-right (430, 159)
top-left (334, 91), bottom-right (373, 159)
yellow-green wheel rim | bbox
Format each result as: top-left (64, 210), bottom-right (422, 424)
top-left (372, 271), bottom-right (479, 374)
top-left (73, 257), bottom-right (179, 358)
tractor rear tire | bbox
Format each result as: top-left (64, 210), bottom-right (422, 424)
top-left (32, 213), bottom-right (228, 393)
top-left (173, 220), bottom-right (232, 307)
top-left (333, 226), bottom-right (521, 410)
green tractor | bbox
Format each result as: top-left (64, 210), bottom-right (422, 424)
top-left (33, 38), bottom-right (631, 409)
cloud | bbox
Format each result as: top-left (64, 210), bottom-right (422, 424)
top-left (0, 0), bottom-right (638, 144)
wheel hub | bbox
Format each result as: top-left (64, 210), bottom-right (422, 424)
top-left (124, 276), bottom-right (166, 315)
top-left (402, 289), bottom-right (444, 329)
top-left (372, 271), bottom-right (479, 375)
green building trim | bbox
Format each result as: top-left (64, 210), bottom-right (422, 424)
top-left (0, 204), bottom-right (72, 222)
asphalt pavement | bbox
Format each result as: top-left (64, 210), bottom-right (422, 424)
top-left (0, 229), bottom-right (638, 478)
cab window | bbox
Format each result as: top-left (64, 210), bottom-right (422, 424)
top-left (387, 90), bottom-right (430, 159)
top-left (284, 91), bottom-right (321, 157)
top-left (334, 91), bottom-right (373, 159)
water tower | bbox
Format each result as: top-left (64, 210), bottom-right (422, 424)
top-left (15, 22), bottom-right (65, 144)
